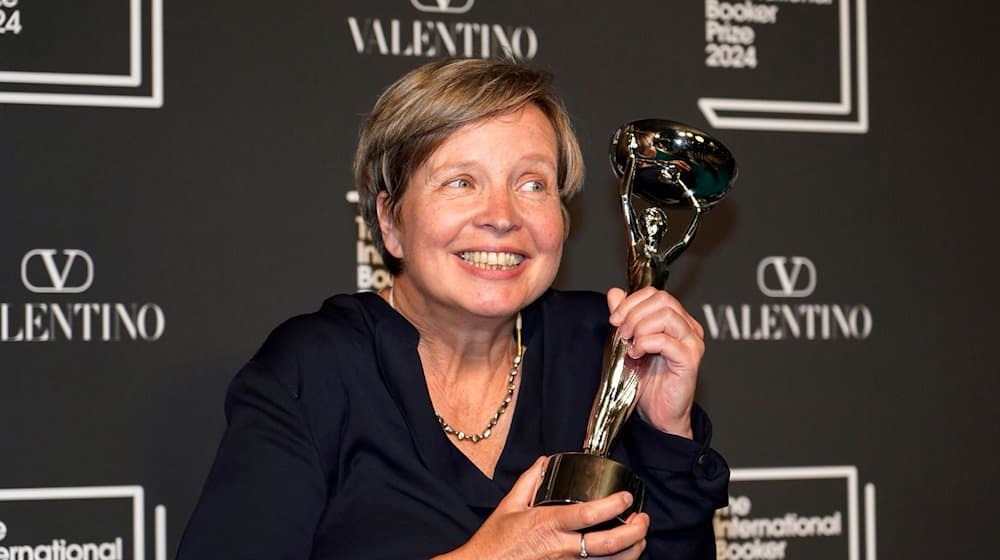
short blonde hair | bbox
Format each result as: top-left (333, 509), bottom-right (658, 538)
top-left (354, 58), bottom-right (585, 275)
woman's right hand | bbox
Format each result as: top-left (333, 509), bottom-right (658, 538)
top-left (436, 456), bottom-right (649, 560)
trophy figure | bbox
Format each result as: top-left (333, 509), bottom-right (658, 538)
top-left (533, 119), bottom-right (737, 527)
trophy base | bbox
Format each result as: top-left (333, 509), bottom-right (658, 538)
top-left (532, 452), bottom-right (645, 531)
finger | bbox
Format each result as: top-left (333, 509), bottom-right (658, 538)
top-left (624, 291), bottom-right (699, 339)
top-left (612, 289), bottom-right (698, 339)
top-left (604, 514), bottom-right (650, 559)
top-left (629, 333), bottom-right (704, 367)
top-left (570, 515), bottom-right (648, 558)
top-left (629, 306), bottom-right (699, 344)
top-left (549, 491), bottom-right (634, 532)
top-left (689, 314), bottom-right (705, 339)
top-left (498, 456), bottom-right (548, 511)
top-left (606, 288), bottom-right (627, 325)
top-left (608, 286), bottom-right (658, 327)
top-left (607, 539), bottom-right (646, 560)
top-left (628, 512), bottom-right (650, 528)
top-left (633, 298), bottom-right (704, 340)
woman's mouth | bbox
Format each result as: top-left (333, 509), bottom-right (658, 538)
top-left (458, 251), bottom-right (525, 271)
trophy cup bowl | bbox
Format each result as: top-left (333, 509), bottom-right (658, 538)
top-left (532, 119), bottom-right (737, 529)
top-left (611, 119), bottom-right (736, 209)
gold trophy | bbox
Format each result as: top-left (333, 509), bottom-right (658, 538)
top-left (532, 120), bottom-right (737, 527)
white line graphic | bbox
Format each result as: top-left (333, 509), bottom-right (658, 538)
top-left (0, 0), bottom-right (141, 87)
top-left (698, 0), bottom-right (869, 133)
top-left (0, 486), bottom-right (146, 560)
top-left (0, 0), bottom-right (164, 108)
top-left (730, 465), bottom-right (879, 560)
top-left (155, 505), bottom-right (167, 560)
top-left (865, 483), bottom-right (877, 559)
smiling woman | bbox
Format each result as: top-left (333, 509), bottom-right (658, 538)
top-left (377, 104), bottom-right (565, 321)
top-left (177, 59), bottom-right (729, 560)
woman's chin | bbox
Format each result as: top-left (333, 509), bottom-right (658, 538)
top-left (460, 287), bottom-right (546, 319)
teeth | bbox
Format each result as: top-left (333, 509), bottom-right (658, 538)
top-left (459, 251), bottom-right (525, 270)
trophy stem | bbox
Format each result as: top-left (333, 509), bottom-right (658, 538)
top-left (582, 329), bottom-right (652, 456)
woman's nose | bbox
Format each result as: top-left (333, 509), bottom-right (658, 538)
top-left (476, 185), bottom-right (519, 234)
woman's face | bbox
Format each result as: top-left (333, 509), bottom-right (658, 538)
top-left (379, 104), bottom-right (565, 320)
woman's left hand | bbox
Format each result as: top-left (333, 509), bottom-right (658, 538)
top-left (607, 286), bottom-right (705, 439)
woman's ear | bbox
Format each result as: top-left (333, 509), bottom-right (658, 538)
top-left (376, 192), bottom-right (404, 259)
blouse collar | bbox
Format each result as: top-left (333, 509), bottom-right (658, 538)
top-left (355, 291), bottom-right (548, 509)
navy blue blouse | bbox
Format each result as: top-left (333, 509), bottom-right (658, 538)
top-left (178, 290), bottom-right (728, 559)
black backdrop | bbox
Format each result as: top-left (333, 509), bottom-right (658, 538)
top-left (2, 0), bottom-right (998, 558)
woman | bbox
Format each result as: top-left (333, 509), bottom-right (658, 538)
top-left (178, 58), bottom-right (728, 559)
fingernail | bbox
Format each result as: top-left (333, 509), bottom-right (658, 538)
top-left (622, 492), bottom-right (633, 506)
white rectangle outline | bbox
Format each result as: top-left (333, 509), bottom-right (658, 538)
top-left (698, 0), bottom-right (869, 133)
top-left (729, 466), bottom-right (860, 560)
top-left (0, 0), bottom-right (141, 87)
top-left (154, 505), bottom-right (166, 560)
top-left (864, 483), bottom-right (875, 560)
top-left (0, 485), bottom-right (145, 560)
top-left (0, 0), bottom-right (162, 108)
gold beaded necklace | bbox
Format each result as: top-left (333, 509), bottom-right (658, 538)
top-left (389, 286), bottom-right (524, 444)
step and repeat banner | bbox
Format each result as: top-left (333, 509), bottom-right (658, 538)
top-left (2, 1), bottom-right (997, 558)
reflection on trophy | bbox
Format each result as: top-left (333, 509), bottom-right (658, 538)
top-left (533, 119), bottom-right (737, 527)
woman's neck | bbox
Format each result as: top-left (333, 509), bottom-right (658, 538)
top-left (382, 280), bottom-right (518, 385)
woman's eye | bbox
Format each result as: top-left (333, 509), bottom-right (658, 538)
top-left (446, 178), bottom-right (472, 189)
top-left (519, 180), bottom-right (545, 192)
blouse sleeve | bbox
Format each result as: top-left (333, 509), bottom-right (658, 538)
top-left (176, 359), bottom-right (329, 560)
top-left (620, 403), bottom-right (730, 559)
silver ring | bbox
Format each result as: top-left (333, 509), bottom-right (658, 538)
top-left (579, 533), bottom-right (589, 558)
